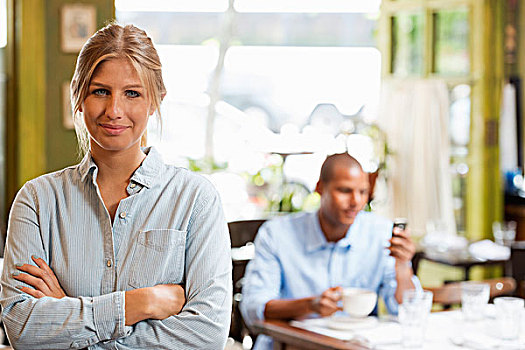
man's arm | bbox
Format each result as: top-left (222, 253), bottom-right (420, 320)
top-left (393, 261), bottom-right (415, 303)
top-left (240, 224), bottom-right (342, 324)
top-left (264, 287), bottom-right (342, 320)
top-left (389, 227), bottom-right (417, 303)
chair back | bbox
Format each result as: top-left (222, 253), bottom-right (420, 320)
top-left (425, 277), bottom-right (517, 306)
top-left (511, 241), bottom-right (525, 297)
top-left (228, 219), bottom-right (266, 343)
top-left (228, 219), bottom-right (266, 248)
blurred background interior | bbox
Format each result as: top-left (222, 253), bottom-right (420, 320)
top-left (2, 0), bottom-right (525, 347)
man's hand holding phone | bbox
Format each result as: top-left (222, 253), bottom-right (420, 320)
top-left (389, 218), bottom-right (416, 264)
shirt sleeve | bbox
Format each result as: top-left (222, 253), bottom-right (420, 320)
top-left (239, 223), bottom-right (282, 327)
top-left (115, 187), bottom-right (233, 350)
top-left (379, 257), bottom-right (422, 315)
top-left (0, 183), bottom-right (131, 349)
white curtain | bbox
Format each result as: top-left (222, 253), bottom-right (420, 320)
top-left (499, 83), bottom-right (518, 173)
top-left (377, 79), bottom-right (456, 237)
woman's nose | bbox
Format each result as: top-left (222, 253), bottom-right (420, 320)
top-left (106, 95), bottom-right (124, 119)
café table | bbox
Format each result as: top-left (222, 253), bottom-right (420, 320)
top-left (412, 248), bottom-right (509, 280)
top-left (252, 319), bottom-right (368, 350)
top-left (254, 307), bottom-right (525, 350)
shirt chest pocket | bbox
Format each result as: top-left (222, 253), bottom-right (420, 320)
top-left (129, 229), bottom-right (186, 289)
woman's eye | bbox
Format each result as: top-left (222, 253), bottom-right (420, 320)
top-left (126, 90), bottom-right (140, 98)
top-left (93, 89), bottom-right (108, 96)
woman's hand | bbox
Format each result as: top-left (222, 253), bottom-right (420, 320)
top-left (125, 284), bottom-right (186, 326)
top-left (147, 284), bottom-right (186, 319)
top-left (13, 256), bottom-right (67, 299)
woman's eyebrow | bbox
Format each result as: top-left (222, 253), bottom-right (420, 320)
top-left (89, 81), bottom-right (109, 88)
top-left (89, 81), bottom-right (144, 89)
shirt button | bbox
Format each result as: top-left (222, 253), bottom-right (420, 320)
top-left (130, 183), bottom-right (136, 188)
top-left (106, 259), bottom-right (112, 268)
top-left (119, 212), bottom-right (126, 219)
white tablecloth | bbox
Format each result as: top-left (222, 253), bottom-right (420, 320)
top-left (290, 307), bottom-right (525, 349)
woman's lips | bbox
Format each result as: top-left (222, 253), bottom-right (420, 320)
top-left (100, 124), bottom-right (129, 135)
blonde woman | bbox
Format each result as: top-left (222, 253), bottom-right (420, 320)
top-left (0, 23), bottom-right (232, 349)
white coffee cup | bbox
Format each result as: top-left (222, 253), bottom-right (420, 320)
top-left (342, 288), bottom-right (377, 317)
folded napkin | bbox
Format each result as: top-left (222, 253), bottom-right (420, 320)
top-left (289, 318), bottom-right (354, 341)
top-left (290, 317), bottom-right (402, 346)
top-left (353, 322), bottom-right (402, 347)
top-left (468, 240), bottom-right (510, 260)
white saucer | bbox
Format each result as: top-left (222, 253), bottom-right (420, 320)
top-left (326, 316), bottom-right (378, 331)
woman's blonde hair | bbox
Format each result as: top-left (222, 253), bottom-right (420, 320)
top-left (70, 22), bottom-right (166, 156)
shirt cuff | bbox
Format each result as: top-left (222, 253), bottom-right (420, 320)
top-left (411, 275), bottom-right (423, 292)
top-left (93, 291), bottom-right (131, 341)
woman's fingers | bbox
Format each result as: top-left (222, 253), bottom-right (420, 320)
top-left (17, 286), bottom-right (47, 299)
top-left (14, 257), bottom-right (66, 298)
top-left (15, 263), bottom-right (55, 290)
top-left (13, 271), bottom-right (52, 295)
top-left (31, 256), bottom-right (63, 290)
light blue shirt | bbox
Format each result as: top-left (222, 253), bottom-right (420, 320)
top-left (240, 210), bottom-right (420, 350)
top-left (0, 147), bottom-right (232, 349)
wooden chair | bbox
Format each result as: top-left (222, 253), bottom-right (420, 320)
top-left (424, 277), bottom-right (517, 307)
top-left (511, 241), bottom-right (525, 298)
top-left (228, 219), bottom-right (266, 343)
top-left (229, 219), bottom-right (266, 248)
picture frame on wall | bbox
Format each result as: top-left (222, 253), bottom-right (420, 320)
top-left (61, 4), bottom-right (97, 53)
top-left (62, 82), bottom-right (75, 130)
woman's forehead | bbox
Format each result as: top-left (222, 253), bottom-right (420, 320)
top-left (91, 58), bottom-right (141, 83)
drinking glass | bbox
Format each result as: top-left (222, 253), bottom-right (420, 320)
top-left (398, 290), bottom-right (433, 348)
top-left (461, 282), bottom-right (489, 321)
top-left (494, 297), bottom-right (524, 341)
top-left (492, 221), bottom-right (517, 246)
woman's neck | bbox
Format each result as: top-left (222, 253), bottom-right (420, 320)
top-left (90, 144), bottom-right (146, 183)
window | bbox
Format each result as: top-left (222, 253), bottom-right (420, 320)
top-left (0, 0), bottom-right (6, 48)
top-left (116, 1), bottom-right (382, 219)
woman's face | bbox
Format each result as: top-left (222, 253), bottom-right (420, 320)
top-left (82, 58), bottom-right (152, 154)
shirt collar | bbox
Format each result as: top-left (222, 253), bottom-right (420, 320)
top-left (130, 147), bottom-right (163, 188)
top-left (304, 211), bottom-right (330, 253)
top-left (305, 210), bottom-right (362, 252)
top-left (78, 146), bottom-right (164, 188)
top-left (78, 152), bottom-right (96, 183)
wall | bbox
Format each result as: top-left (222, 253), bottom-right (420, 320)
top-left (6, 0), bottom-right (114, 205)
top-left (45, 0), bottom-right (115, 172)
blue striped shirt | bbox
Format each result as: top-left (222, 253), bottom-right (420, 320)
top-left (240, 211), bottom-right (421, 350)
top-left (0, 147), bottom-right (232, 349)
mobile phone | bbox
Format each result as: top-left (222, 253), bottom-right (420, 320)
top-left (393, 217), bottom-right (408, 233)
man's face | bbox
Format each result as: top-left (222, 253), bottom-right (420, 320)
top-left (317, 165), bottom-right (370, 227)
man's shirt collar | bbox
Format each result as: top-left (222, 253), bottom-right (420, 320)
top-left (305, 210), bottom-right (361, 252)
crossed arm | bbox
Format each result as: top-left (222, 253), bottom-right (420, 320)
top-left (13, 256), bottom-right (185, 325)
top-left (1, 183), bottom-right (232, 349)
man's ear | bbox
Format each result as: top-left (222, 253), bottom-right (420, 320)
top-left (315, 180), bottom-right (323, 195)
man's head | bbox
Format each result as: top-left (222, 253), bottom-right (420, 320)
top-left (315, 153), bottom-right (370, 229)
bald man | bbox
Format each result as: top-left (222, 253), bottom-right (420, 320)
top-left (240, 153), bottom-right (420, 350)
